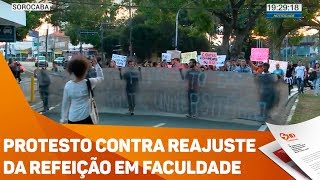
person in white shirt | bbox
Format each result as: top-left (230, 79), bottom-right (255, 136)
top-left (60, 56), bottom-right (104, 124)
top-left (295, 60), bottom-right (306, 94)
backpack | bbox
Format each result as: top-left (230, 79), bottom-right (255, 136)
top-left (39, 71), bottom-right (51, 86)
top-left (309, 71), bottom-right (317, 81)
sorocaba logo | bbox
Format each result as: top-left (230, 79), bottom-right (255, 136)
top-left (280, 133), bottom-right (297, 141)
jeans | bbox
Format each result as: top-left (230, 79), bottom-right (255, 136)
top-left (39, 85), bottom-right (49, 110)
top-left (296, 78), bottom-right (304, 94)
top-left (314, 78), bottom-right (320, 95)
top-left (188, 90), bottom-right (199, 116)
top-left (126, 91), bottom-right (136, 112)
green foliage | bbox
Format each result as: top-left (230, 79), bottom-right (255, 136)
top-left (49, 0), bottom-right (112, 47)
top-left (288, 32), bottom-right (304, 46)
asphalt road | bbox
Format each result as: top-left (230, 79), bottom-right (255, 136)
top-left (43, 110), bottom-right (264, 130)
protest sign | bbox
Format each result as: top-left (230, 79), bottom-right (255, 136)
top-left (250, 48), bottom-right (269, 62)
top-left (162, 53), bottom-right (171, 62)
top-left (269, 60), bottom-right (288, 74)
top-left (181, 51), bottom-right (197, 63)
top-left (112, 54), bottom-right (127, 67)
top-left (200, 52), bottom-right (217, 65)
top-left (197, 55), bottom-right (201, 62)
top-left (216, 55), bottom-right (227, 67)
top-left (167, 50), bottom-right (181, 60)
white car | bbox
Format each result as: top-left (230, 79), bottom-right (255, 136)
top-left (35, 56), bottom-right (48, 67)
top-left (53, 57), bottom-right (65, 66)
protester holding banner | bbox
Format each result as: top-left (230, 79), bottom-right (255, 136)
top-left (108, 60), bottom-right (117, 68)
top-left (179, 59), bottom-right (205, 118)
top-left (60, 56), bottom-right (104, 124)
top-left (119, 60), bottom-right (142, 115)
top-left (234, 59), bottom-right (252, 73)
top-left (272, 64), bottom-right (285, 78)
top-left (228, 59), bottom-right (238, 72)
top-left (251, 61), bottom-right (264, 74)
top-left (172, 58), bottom-right (183, 69)
top-left (256, 62), bottom-right (280, 122)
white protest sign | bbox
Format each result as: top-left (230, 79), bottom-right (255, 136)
top-left (162, 53), bottom-right (171, 62)
top-left (216, 55), bottom-right (227, 67)
top-left (112, 54), bottom-right (127, 67)
top-left (167, 50), bottom-right (181, 60)
top-left (181, 51), bottom-right (197, 63)
top-left (200, 52), bottom-right (217, 65)
top-left (197, 55), bottom-right (201, 62)
top-left (269, 60), bottom-right (288, 74)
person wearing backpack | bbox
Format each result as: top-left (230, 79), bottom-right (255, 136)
top-left (35, 67), bottom-right (51, 113)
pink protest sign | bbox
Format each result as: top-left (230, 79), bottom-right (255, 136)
top-left (200, 52), bottom-right (217, 65)
top-left (250, 48), bottom-right (269, 62)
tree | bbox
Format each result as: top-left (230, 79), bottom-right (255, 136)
top-left (49, 0), bottom-right (115, 47)
top-left (254, 0), bottom-right (320, 60)
top-left (195, 0), bottom-right (268, 59)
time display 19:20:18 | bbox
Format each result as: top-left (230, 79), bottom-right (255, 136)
top-left (266, 4), bottom-right (302, 12)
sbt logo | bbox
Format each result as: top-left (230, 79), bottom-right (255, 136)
top-left (280, 133), bottom-right (297, 141)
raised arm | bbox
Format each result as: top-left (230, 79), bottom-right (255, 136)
top-left (89, 61), bottom-right (104, 89)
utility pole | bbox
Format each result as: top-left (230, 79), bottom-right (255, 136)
top-left (285, 35), bottom-right (288, 62)
top-left (129, 0), bottom-right (133, 58)
top-left (100, 21), bottom-right (107, 61)
top-left (175, 1), bottom-right (193, 50)
top-left (45, 27), bottom-right (49, 62)
top-left (318, 30), bottom-right (320, 56)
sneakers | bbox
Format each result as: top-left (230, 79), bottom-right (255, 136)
top-left (186, 114), bottom-right (197, 118)
top-left (127, 110), bottom-right (134, 116)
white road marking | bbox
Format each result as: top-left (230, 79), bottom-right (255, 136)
top-left (31, 102), bottom-right (42, 109)
top-left (286, 98), bottom-right (299, 124)
top-left (153, 123), bottom-right (166, 127)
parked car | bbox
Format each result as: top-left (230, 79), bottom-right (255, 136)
top-left (53, 57), bottom-right (65, 66)
top-left (26, 57), bottom-right (36, 62)
top-left (63, 56), bottom-right (72, 69)
top-left (35, 56), bottom-right (48, 68)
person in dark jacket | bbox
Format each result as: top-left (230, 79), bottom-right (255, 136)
top-left (119, 60), bottom-right (141, 115)
top-left (35, 67), bottom-right (51, 113)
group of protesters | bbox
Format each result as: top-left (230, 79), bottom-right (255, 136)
top-left (105, 57), bottom-right (320, 97)
top-left (6, 53), bottom-right (313, 125)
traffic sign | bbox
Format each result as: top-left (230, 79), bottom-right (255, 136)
top-left (33, 42), bottom-right (41, 46)
top-left (0, 25), bottom-right (16, 42)
top-left (28, 30), bottom-right (39, 38)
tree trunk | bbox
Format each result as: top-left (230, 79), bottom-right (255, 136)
top-left (271, 42), bottom-right (281, 60)
top-left (218, 22), bottom-right (232, 58)
top-left (231, 30), bottom-right (248, 59)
